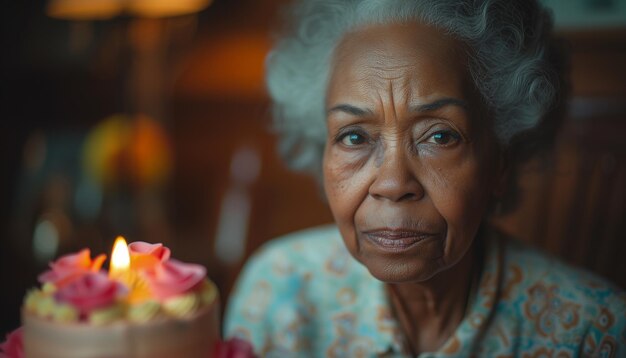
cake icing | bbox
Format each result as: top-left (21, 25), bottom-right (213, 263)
top-left (21, 240), bottom-right (220, 358)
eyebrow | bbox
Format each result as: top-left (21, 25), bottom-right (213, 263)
top-left (327, 97), bottom-right (468, 117)
top-left (326, 104), bottom-right (373, 116)
top-left (411, 98), bottom-right (468, 112)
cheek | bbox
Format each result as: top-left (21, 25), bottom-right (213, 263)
top-left (323, 146), bottom-right (372, 210)
top-left (323, 147), bottom-right (372, 251)
top-left (434, 166), bottom-right (485, 221)
top-left (425, 155), bottom-right (492, 257)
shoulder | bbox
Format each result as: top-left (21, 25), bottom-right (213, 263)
top-left (502, 238), bottom-right (624, 309)
top-left (498, 238), bottom-right (626, 352)
top-left (226, 224), bottom-right (346, 307)
top-left (224, 225), bottom-right (369, 354)
top-left (248, 224), bottom-right (345, 268)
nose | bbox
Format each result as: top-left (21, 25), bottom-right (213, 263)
top-left (369, 145), bottom-right (424, 202)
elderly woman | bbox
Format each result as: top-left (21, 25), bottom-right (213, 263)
top-left (224, 0), bottom-right (625, 356)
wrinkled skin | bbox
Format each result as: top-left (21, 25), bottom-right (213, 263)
top-left (323, 22), bottom-right (502, 286)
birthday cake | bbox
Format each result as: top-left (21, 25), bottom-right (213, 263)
top-left (20, 238), bottom-right (220, 358)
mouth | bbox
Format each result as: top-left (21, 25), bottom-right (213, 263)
top-left (362, 228), bottom-right (439, 252)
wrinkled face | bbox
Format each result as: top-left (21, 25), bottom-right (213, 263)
top-left (323, 22), bottom-right (501, 283)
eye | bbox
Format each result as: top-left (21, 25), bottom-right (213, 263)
top-left (338, 131), bottom-right (368, 146)
top-left (425, 130), bottom-right (461, 146)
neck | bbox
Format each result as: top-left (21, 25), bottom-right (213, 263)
top-left (388, 239), bottom-right (480, 353)
top-left (393, 244), bottom-right (476, 314)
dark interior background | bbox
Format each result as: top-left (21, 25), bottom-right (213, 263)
top-left (1, 0), bottom-right (625, 337)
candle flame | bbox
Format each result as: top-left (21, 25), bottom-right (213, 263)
top-left (110, 236), bottom-right (130, 272)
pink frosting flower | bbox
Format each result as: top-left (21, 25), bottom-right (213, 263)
top-left (142, 259), bottom-right (205, 300)
top-left (55, 272), bottom-right (126, 314)
top-left (129, 242), bottom-right (171, 270)
top-left (0, 327), bottom-right (24, 358)
top-left (38, 249), bottom-right (106, 288)
top-left (212, 337), bottom-right (257, 358)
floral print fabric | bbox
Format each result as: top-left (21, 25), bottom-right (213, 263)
top-left (224, 225), bottom-right (626, 357)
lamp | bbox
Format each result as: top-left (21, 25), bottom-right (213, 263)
top-left (47, 0), bottom-right (123, 20)
top-left (47, 0), bottom-right (212, 20)
top-left (127, 0), bottom-right (212, 18)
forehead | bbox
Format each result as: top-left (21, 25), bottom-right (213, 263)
top-left (328, 22), bottom-right (469, 105)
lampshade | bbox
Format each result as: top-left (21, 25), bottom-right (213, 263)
top-left (47, 0), bottom-right (123, 20)
top-left (48, 0), bottom-right (211, 20)
top-left (127, 0), bottom-right (212, 18)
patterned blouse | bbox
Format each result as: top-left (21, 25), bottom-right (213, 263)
top-left (224, 225), bottom-right (626, 357)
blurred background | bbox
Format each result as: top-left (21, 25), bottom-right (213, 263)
top-left (1, 0), bottom-right (625, 336)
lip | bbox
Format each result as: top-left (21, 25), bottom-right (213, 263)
top-left (362, 228), bottom-right (439, 252)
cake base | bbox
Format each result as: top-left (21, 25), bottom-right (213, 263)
top-left (23, 297), bottom-right (220, 358)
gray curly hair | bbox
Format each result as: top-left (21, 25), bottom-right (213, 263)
top-left (267, 0), bottom-right (562, 176)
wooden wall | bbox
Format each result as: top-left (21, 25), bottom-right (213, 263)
top-left (494, 29), bottom-right (626, 288)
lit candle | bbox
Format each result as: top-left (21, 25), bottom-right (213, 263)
top-left (109, 236), bottom-right (152, 303)
top-left (109, 236), bottom-right (132, 286)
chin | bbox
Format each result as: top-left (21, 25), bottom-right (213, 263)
top-left (359, 254), bottom-right (446, 284)
top-left (348, 233), bottom-right (449, 283)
